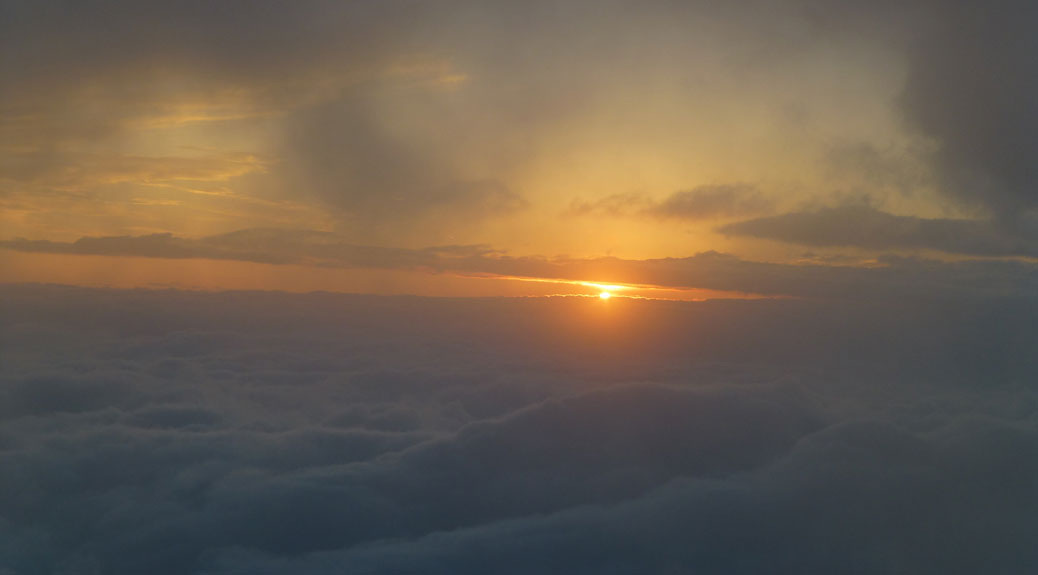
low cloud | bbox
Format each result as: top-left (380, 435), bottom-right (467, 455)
top-left (1, 285), bottom-right (1036, 574)
top-left (720, 205), bottom-right (1038, 257)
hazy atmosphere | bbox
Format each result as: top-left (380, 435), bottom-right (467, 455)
top-left (2, 1), bottom-right (1037, 573)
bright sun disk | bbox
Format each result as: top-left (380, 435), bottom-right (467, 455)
top-left (599, 291), bottom-right (611, 300)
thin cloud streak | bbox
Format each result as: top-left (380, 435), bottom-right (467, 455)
top-left (720, 205), bottom-right (1038, 258)
top-left (4, 228), bottom-right (1038, 301)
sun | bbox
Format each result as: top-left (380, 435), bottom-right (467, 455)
top-left (599, 291), bottom-right (612, 300)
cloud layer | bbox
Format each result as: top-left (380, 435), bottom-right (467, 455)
top-left (1, 285), bottom-right (1037, 573)
top-left (2, 3), bottom-right (1036, 572)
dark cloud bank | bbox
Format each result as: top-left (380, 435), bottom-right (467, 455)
top-left (2, 284), bottom-right (1037, 574)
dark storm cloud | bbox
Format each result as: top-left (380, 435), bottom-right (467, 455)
top-left (567, 184), bottom-right (773, 221)
top-left (897, 1), bottom-right (1038, 217)
top-left (801, 0), bottom-right (1038, 217)
top-left (2, 285), bottom-right (1037, 574)
top-left (720, 205), bottom-right (1038, 257)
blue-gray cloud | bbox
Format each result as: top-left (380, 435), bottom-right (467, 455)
top-left (1, 285), bottom-right (1037, 573)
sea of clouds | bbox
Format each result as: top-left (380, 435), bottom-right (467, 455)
top-left (1, 284), bottom-right (1036, 574)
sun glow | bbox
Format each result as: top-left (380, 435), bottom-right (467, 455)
top-left (599, 291), bottom-right (611, 300)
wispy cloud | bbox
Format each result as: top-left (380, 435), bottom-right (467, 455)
top-left (567, 184), bottom-right (773, 221)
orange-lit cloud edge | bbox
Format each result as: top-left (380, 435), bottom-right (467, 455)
top-left (7, 227), bottom-right (1026, 302)
top-left (471, 274), bottom-right (770, 301)
top-left (0, 248), bottom-right (771, 302)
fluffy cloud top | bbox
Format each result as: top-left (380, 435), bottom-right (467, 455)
top-left (1, 285), bottom-right (1037, 573)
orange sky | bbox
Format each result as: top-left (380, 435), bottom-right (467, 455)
top-left (2, 1), bottom-right (1035, 297)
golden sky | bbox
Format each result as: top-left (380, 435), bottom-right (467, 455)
top-left (2, 1), bottom-right (1036, 297)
